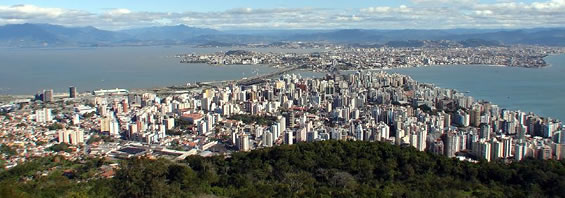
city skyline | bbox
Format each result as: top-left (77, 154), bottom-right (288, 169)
top-left (1, 0), bottom-right (565, 30)
top-left (1, 1), bottom-right (565, 196)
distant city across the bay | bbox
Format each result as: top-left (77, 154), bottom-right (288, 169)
top-left (3, 1), bottom-right (565, 197)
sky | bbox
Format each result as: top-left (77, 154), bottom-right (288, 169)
top-left (0, 0), bottom-right (564, 30)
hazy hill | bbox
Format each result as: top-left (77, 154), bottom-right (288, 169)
top-left (288, 29), bottom-right (383, 43)
top-left (120, 24), bottom-right (220, 41)
top-left (1, 23), bottom-right (565, 47)
top-left (287, 28), bottom-right (565, 46)
top-left (0, 23), bottom-right (128, 47)
top-left (0, 23), bottom-right (63, 47)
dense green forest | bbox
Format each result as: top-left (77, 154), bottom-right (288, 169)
top-left (1, 140), bottom-right (564, 197)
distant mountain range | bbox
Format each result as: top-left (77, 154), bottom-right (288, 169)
top-left (0, 23), bottom-right (128, 47)
top-left (0, 23), bottom-right (564, 47)
top-left (120, 25), bottom-right (219, 42)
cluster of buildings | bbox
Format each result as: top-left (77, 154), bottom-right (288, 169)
top-left (178, 45), bottom-right (564, 69)
top-left (197, 41), bottom-right (330, 49)
top-left (1, 68), bottom-right (565, 170)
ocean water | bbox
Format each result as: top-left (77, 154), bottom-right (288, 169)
top-left (0, 46), bottom-right (319, 95)
top-left (388, 54), bottom-right (565, 121)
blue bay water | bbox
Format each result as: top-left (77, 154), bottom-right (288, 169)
top-left (0, 46), bottom-right (318, 95)
top-left (388, 54), bottom-right (565, 121)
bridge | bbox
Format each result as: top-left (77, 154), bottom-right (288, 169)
top-left (236, 66), bottom-right (299, 86)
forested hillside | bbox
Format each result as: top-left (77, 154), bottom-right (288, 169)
top-left (1, 141), bottom-right (564, 197)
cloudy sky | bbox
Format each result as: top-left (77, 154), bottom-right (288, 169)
top-left (0, 0), bottom-right (564, 30)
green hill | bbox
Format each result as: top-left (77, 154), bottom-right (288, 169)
top-left (1, 141), bottom-right (564, 197)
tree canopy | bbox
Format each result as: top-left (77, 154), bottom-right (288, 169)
top-left (228, 114), bottom-right (277, 126)
top-left (1, 141), bottom-right (564, 197)
top-left (47, 143), bottom-right (73, 153)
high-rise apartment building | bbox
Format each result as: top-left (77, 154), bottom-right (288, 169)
top-left (69, 86), bottom-right (77, 98)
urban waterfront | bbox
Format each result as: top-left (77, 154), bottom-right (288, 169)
top-left (1, 46), bottom-right (564, 121)
top-left (388, 54), bottom-right (565, 121)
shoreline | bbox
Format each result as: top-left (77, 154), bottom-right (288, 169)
top-left (0, 62), bottom-right (554, 98)
top-left (3, 69), bottom-right (562, 123)
top-left (2, 71), bottom-right (563, 122)
top-left (0, 54), bottom-right (562, 97)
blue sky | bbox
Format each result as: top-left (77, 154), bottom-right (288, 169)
top-left (0, 0), bottom-right (564, 30)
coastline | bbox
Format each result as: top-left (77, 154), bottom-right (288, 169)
top-left (3, 66), bottom-right (562, 123)
top-left (2, 53), bottom-right (564, 122)
top-left (0, 56), bottom-right (556, 97)
top-left (384, 56), bottom-right (565, 121)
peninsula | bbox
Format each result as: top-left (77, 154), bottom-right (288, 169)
top-left (178, 44), bottom-right (565, 69)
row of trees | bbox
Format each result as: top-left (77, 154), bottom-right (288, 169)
top-left (47, 143), bottom-right (73, 153)
top-left (1, 141), bottom-right (564, 197)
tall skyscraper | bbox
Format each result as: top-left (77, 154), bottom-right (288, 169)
top-left (444, 132), bottom-right (459, 157)
top-left (470, 108), bottom-right (481, 127)
top-left (58, 129), bottom-right (84, 145)
top-left (263, 131), bottom-right (273, 147)
top-left (284, 130), bottom-right (293, 145)
top-left (514, 143), bottom-right (526, 161)
top-left (110, 120), bottom-right (120, 136)
top-left (355, 124), bottom-right (364, 141)
top-left (198, 121), bottom-right (207, 135)
top-left (296, 128), bottom-right (307, 142)
top-left (416, 130), bottom-right (427, 152)
top-left (69, 86), bottom-right (77, 98)
top-left (479, 140), bottom-right (492, 162)
top-left (237, 134), bottom-right (250, 151)
top-left (122, 99), bottom-right (129, 113)
top-left (502, 136), bottom-right (513, 158)
top-left (480, 124), bottom-right (491, 140)
top-left (377, 122), bottom-right (390, 140)
top-left (560, 129), bottom-right (565, 144)
top-left (491, 139), bottom-right (503, 160)
top-left (43, 89), bottom-right (54, 102)
top-left (164, 116), bottom-right (175, 130)
top-left (100, 117), bottom-right (111, 132)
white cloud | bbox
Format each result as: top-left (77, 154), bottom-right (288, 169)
top-left (360, 0), bottom-right (565, 29)
top-left (361, 6), bottom-right (392, 13)
top-left (474, 10), bottom-right (493, 16)
top-left (335, 15), bottom-right (362, 22)
top-left (410, 0), bottom-right (477, 5)
top-left (0, 1), bottom-right (564, 30)
top-left (0, 4), bottom-right (65, 17)
top-left (106, 8), bottom-right (132, 16)
top-left (361, 5), bottom-right (412, 14)
top-left (528, 0), bottom-right (565, 10)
